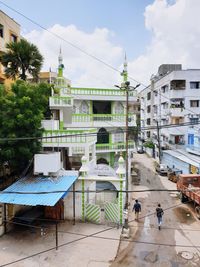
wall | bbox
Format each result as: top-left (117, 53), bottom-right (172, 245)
top-left (162, 152), bottom-right (189, 173)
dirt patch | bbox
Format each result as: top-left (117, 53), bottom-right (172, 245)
top-left (173, 207), bottom-right (195, 224)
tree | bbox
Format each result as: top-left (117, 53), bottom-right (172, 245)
top-left (0, 39), bottom-right (43, 81)
top-left (0, 80), bottom-right (51, 175)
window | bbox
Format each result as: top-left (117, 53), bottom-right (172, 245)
top-left (0, 24), bottom-right (3, 38)
top-left (190, 82), bottom-right (200, 89)
top-left (147, 105), bottom-right (151, 113)
top-left (115, 102), bottom-right (124, 114)
top-left (146, 118), bottom-right (151, 125)
top-left (80, 101), bottom-right (89, 114)
top-left (10, 33), bottom-right (17, 42)
top-left (146, 131), bottom-right (151, 138)
top-left (161, 85), bottom-right (168, 93)
top-left (190, 100), bottom-right (199, 107)
top-left (190, 118), bottom-right (199, 125)
top-left (147, 92), bottom-right (151, 100)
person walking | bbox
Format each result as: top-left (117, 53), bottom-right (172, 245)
top-left (156, 203), bottom-right (164, 230)
top-left (132, 199), bottom-right (141, 221)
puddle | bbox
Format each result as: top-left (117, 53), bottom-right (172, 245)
top-left (143, 216), bottom-right (150, 235)
top-left (141, 251), bottom-right (158, 263)
top-left (173, 207), bottom-right (195, 224)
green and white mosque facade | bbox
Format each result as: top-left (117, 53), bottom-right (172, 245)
top-left (41, 50), bottom-right (138, 169)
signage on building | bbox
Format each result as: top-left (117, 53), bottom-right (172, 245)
top-left (94, 164), bottom-right (116, 177)
top-left (189, 164), bottom-right (199, 174)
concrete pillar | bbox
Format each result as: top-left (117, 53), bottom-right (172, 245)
top-left (116, 156), bottom-right (125, 225)
top-left (85, 146), bottom-right (90, 162)
top-left (79, 156), bottom-right (89, 222)
top-left (92, 144), bottom-right (96, 162)
top-left (0, 204), bottom-right (4, 236)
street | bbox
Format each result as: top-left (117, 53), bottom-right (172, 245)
top-left (110, 153), bottom-right (200, 267)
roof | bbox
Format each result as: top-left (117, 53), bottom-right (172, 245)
top-left (163, 149), bottom-right (200, 168)
top-left (0, 174), bottom-right (78, 206)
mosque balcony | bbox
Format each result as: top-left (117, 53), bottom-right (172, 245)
top-left (96, 141), bottom-right (135, 153)
top-left (42, 128), bottom-right (97, 148)
top-left (49, 96), bottom-right (73, 109)
top-left (69, 113), bottom-right (136, 128)
top-left (71, 87), bottom-right (138, 101)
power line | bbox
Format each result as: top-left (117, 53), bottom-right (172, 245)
top-left (0, 188), bottom-right (197, 195)
top-left (1, 0), bottom-right (200, 130)
top-left (1, 120), bottom-right (200, 142)
top-left (0, 0), bottom-right (143, 88)
top-left (1, 198), bottom-right (200, 267)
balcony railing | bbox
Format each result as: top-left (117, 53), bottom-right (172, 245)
top-left (42, 129), bottom-right (97, 145)
top-left (96, 142), bottom-right (134, 152)
top-left (49, 96), bottom-right (73, 107)
top-left (71, 87), bottom-right (137, 97)
top-left (72, 113), bottom-right (135, 123)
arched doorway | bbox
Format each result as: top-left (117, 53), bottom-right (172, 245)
top-left (97, 158), bottom-right (109, 165)
top-left (97, 128), bottom-right (109, 144)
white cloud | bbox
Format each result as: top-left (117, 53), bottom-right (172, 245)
top-left (24, 0), bottom-right (200, 89)
top-left (24, 24), bottom-right (123, 87)
top-left (128, 0), bottom-right (200, 87)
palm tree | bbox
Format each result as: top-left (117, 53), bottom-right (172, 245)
top-left (0, 39), bottom-right (43, 81)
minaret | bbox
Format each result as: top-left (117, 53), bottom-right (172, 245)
top-left (121, 53), bottom-right (128, 83)
top-left (58, 47), bottom-right (64, 77)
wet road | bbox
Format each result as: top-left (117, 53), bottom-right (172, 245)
top-left (110, 154), bottom-right (200, 267)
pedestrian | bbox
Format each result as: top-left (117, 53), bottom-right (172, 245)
top-left (132, 199), bottom-right (141, 221)
top-left (156, 203), bottom-right (164, 230)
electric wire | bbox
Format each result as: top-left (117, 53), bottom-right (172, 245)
top-left (0, 120), bottom-right (200, 142)
top-left (1, 198), bottom-right (200, 267)
top-left (0, 188), bottom-right (198, 195)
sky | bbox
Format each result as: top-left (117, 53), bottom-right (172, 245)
top-left (0, 0), bottom-right (200, 89)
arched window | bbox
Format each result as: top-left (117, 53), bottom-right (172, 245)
top-left (115, 102), bottom-right (124, 114)
top-left (97, 158), bottom-right (109, 165)
top-left (97, 128), bottom-right (109, 144)
top-left (115, 128), bottom-right (124, 143)
top-left (80, 101), bottom-right (89, 114)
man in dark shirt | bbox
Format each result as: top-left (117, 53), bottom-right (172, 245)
top-left (132, 199), bottom-right (141, 221)
top-left (156, 203), bottom-right (164, 230)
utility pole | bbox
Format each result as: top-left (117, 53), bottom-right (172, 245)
top-left (115, 54), bottom-right (140, 229)
top-left (156, 120), bottom-right (161, 163)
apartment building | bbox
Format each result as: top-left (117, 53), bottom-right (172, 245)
top-left (140, 64), bottom-right (200, 154)
top-left (41, 52), bottom-right (138, 169)
top-left (0, 10), bottom-right (20, 84)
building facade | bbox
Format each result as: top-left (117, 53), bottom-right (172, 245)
top-left (41, 52), bottom-right (138, 169)
top-left (0, 10), bottom-right (20, 85)
top-left (140, 64), bottom-right (200, 155)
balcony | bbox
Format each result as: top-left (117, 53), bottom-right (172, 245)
top-left (42, 120), bottom-right (59, 131)
top-left (96, 142), bottom-right (135, 153)
top-left (49, 96), bottom-right (73, 109)
top-left (42, 129), bottom-right (97, 147)
top-left (71, 87), bottom-right (138, 101)
top-left (70, 114), bottom-right (136, 127)
top-left (169, 108), bottom-right (185, 117)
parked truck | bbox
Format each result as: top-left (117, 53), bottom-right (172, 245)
top-left (177, 174), bottom-right (200, 219)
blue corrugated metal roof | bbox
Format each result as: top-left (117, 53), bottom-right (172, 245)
top-left (0, 175), bottom-right (78, 206)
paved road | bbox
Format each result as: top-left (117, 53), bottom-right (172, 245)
top-left (110, 154), bottom-right (200, 267)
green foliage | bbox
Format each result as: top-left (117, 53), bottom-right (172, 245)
top-left (0, 39), bottom-right (43, 81)
top-left (0, 81), bottom-right (51, 174)
top-left (143, 140), bottom-right (155, 149)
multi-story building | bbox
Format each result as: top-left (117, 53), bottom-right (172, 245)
top-left (0, 10), bottom-right (20, 85)
top-left (140, 64), bottom-right (200, 154)
top-left (41, 51), bottom-right (138, 169)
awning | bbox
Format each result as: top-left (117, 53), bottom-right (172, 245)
top-left (0, 174), bottom-right (78, 206)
